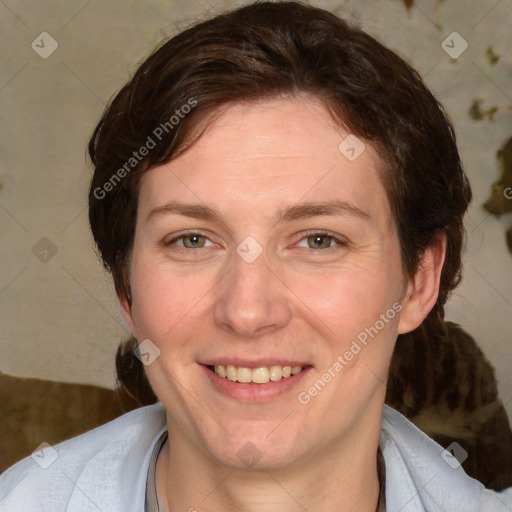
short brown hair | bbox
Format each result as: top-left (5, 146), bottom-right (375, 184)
top-left (88, 1), bottom-right (471, 343)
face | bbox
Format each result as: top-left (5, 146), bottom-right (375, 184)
top-left (120, 96), bottom-right (429, 471)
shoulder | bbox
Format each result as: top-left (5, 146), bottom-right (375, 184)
top-left (381, 405), bottom-right (512, 511)
top-left (0, 403), bottom-right (166, 512)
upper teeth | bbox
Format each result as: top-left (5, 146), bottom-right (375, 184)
top-left (214, 364), bottom-right (303, 384)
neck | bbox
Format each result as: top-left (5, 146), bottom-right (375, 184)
top-left (156, 406), bottom-right (383, 512)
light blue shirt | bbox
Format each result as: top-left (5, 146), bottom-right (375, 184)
top-left (0, 403), bottom-right (510, 511)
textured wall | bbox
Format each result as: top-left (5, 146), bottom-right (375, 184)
top-left (1, 0), bottom-right (511, 417)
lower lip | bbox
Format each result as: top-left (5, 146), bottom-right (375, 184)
top-left (201, 364), bottom-right (312, 403)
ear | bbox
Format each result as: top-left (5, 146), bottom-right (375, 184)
top-left (118, 286), bottom-right (138, 338)
top-left (397, 231), bottom-right (447, 334)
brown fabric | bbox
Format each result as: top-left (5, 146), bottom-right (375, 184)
top-left (387, 321), bottom-right (512, 490)
top-left (0, 371), bottom-right (143, 472)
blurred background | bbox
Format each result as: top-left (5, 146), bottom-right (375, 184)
top-left (1, 0), bottom-right (512, 481)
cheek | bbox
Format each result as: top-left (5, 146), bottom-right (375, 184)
top-left (127, 254), bottom-right (204, 342)
top-left (290, 262), bottom-right (401, 334)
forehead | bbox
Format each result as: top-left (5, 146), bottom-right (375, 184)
top-left (138, 95), bottom-right (391, 225)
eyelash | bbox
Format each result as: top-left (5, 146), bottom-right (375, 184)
top-left (165, 230), bottom-right (347, 250)
top-left (165, 231), bottom-right (215, 249)
top-left (298, 230), bottom-right (348, 249)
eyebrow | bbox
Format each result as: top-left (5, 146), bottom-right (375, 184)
top-left (147, 199), bottom-right (370, 224)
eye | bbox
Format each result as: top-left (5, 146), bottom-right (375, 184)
top-left (166, 232), bottom-right (215, 249)
top-left (296, 232), bottom-right (346, 250)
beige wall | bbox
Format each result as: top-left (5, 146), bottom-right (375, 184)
top-left (1, 0), bottom-right (511, 416)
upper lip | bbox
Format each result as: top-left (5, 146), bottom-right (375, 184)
top-left (200, 358), bottom-right (311, 368)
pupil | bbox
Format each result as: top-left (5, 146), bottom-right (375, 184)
top-left (312, 235), bottom-right (328, 248)
top-left (185, 234), bottom-right (203, 248)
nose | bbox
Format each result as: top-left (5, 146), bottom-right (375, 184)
top-left (213, 249), bottom-right (293, 338)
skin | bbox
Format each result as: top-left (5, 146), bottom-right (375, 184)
top-left (120, 95), bottom-right (446, 512)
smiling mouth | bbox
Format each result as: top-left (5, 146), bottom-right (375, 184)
top-left (207, 364), bottom-right (305, 384)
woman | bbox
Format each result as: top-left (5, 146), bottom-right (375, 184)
top-left (1, 2), bottom-right (511, 510)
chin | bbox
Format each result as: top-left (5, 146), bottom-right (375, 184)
top-left (201, 424), bottom-right (309, 472)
